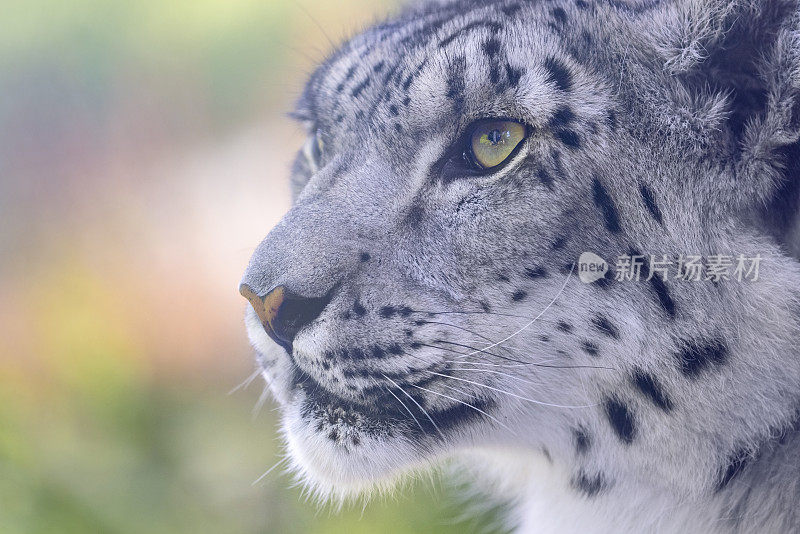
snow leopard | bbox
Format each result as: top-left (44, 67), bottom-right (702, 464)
top-left (239, 0), bottom-right (800, 532)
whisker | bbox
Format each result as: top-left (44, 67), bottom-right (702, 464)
top-left (383, 384), bottom-right (426, 434)
top-left (441, 359), bottom-right (619, 371)
top-left (465, 265), bottom-right (575, 357)
top-left (408, 383), bottom-right (517, 436)
top-left (383, 374), bottom-right (445, 440)
top-left (425, 370), bottom-right (598, 409)
top-left (252, 456), bottom-right (290, 486)
top-left (229, 368), bottom-right (263, 395)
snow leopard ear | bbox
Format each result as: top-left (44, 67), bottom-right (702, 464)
top-left (651, 0), bottom-right (800, 205)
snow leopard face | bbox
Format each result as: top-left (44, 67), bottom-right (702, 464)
top-left (240, 0), bottom-right (800, 510)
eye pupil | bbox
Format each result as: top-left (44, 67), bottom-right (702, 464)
top-left (488, 129), bottom-right (503, 145)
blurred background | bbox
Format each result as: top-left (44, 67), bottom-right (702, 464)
top-left (0, 1), bottom-right (503, 532)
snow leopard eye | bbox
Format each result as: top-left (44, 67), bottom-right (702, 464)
top-left (468, 119), bottom-right (526, 170)
top-left (302, 131), bottom-right (324, 173)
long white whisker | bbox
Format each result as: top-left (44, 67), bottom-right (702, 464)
top-left (383, 374), bottom-right (445, 439)
top-left (425, 370), bottom-right (598, 409)
top-left (229, 368), bottom-right (262, 395)
top-left (409, 383), bottom-right (517, 436)
top-left (252, 456), bottom-right (289, 486)
top-left (383, 384), bottom-right (425, 434)
top-left (465, 264), bottom-right (575, 357)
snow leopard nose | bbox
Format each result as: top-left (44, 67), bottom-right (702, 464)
top-left (239, 283), bottom-right (332, 352)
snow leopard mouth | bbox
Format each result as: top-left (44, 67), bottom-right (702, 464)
top-left (288, 366), bottom-right (495, 443)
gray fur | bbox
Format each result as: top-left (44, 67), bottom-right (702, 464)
top-left (240, 0), bottom-right (800, 531)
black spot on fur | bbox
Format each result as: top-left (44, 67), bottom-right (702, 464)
top-left (605, 398), bottom-right (636, 444)
top-left (639, 184), bottom-right (664, 225)
top-left (389, 104), bottom-right (399, 116)
top-left (551, 236), bottom-right (567, 250)
top-left (537, 167), bottom-right (554, 189)
top-left (633, 249), bottom-right (676, 317)
top-left (717, 448), bottom-right (752, 492)
top-left (379, 306), bottom-right (397, 318)
top-left (544, 56), bottom-right (573, 92)
top-left (606, 110), bottom-right (618, 130)
top-left (353, 300), bottom-right (367, 317)
top-left (556, 130), bottom-right (581, 148)
top-left (439, 21), bottom-right (503, 48)
top-left (483, 37), bottom-right (502, 57)
top-left (406, 204), bottom-right (424, 226)
top-left (549, 106), bottom-right (576, 129)
top-left (480, 300), bottom-right (491, 313)
top-left (593, 270), bottom-right (614, 289)
top-left (581, 340), bottom-right (599, 356)
top-left (512, 290), bottom-right (528, 301)
top-left (592, 178), bottom-right (621, 233)
top-left (360, 252), bottom-right (371, 262)
top-left (551, 7), bottom-right (568, 25)
top-left (575, 0), bottom-right (591, 9)
top-left (351, 77), bottom-right (371, 98)
top-left (632, 370), bottom-right (674, 412)
top-left (676, 339), bottom-right (728, 377)
top-left (572, 471), bottom-right (606, 497)
top-left (446, 56), bottom-right (467, 114)
top-left (505, 63), bottom-right (524, 86)
top-left (557, 321), bottom-right (573, 333)
top-left (525, 266), bottom-right (548, 279)
top-left (574, 427), bottom-right (591, 454)
top-left (592, 315), bottom-right (620, 339)
top-left (372, 346), bottom-right (386, 359)
top-left (501, 2), bottom-right (522, 17)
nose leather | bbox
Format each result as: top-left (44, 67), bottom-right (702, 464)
top-left (239, 283), bottom-right (333, 352)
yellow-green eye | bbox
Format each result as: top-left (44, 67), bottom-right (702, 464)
top-left (470, 120), bottom-right (526, 169)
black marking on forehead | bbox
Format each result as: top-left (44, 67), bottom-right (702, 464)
top-left (631, 369), bottom-right (674, 412)
top-left (572, 471), bottom-right (607, 497)
top-left (592, 315), bottom-right (620, 339)
top-left (483, 37), bottom-right (502, 57)
top-left (512, 290), bottom-right (528, 301)
top-left (605, 397), bottom-right (636, 444)
top-left (439, 20), bottom-right (503, 49)
top-left (549, 106), bottom-right (576, 129)
top-left (632, 248), bottom-right (676, 318)
top-left (544, 56), bottom-right (574, 92)
top-left (557, 130), bottom-right (581, 149)
top-left (373, 61), bottom-right (385, 73)
top-left (581, 341), bottom-right (599, 356)
top-left (592, 178), bottom-right (622, 234)
top-left (446, 55), bottom-right (468, 115)
top-left (505, 63), bottom-right (524, 87)
top-left (501, 2), bottom-right (522, 17)
top-left (639, 183), bottom-right (664, 226)
top-left (676, 339), bottom-right (728, 377)
top-left (574, 427), bottom-right (591, 454)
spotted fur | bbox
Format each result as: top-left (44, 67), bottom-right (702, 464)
top-left (241, 0), bottom-right (800, 532)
